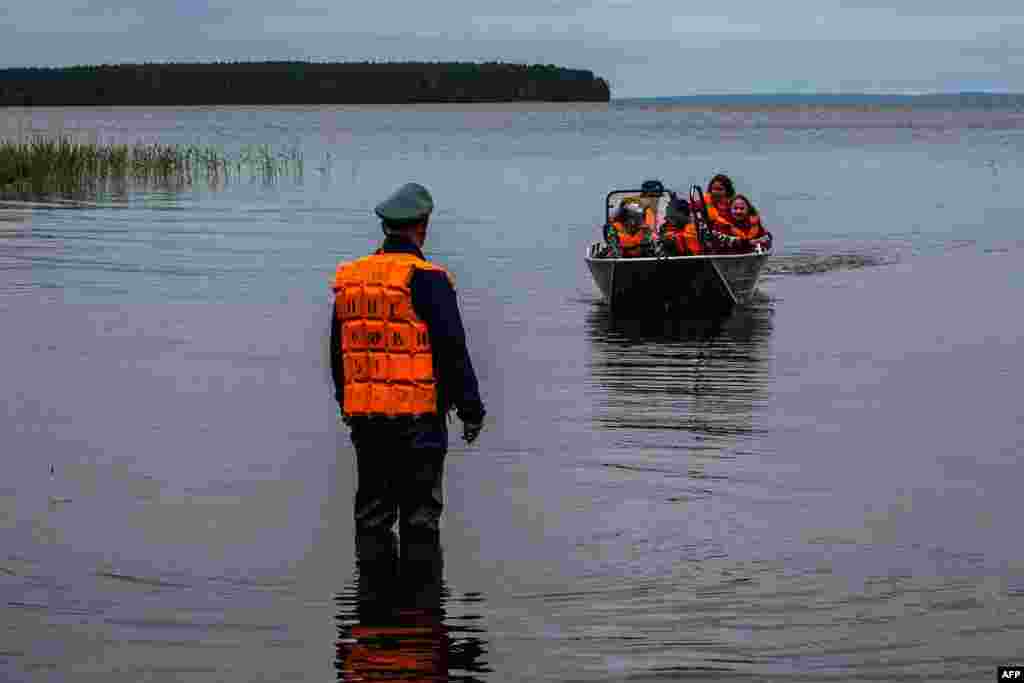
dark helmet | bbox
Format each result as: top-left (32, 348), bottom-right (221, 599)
top-left (619, 200), bottom-right (644, 224)
top-left (641, 179), bottom-right (665, 195)
top-left (665, 196), bottom-right (691, 224)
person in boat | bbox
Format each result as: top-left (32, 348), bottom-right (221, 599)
top-left (604, 199), bottom-right (655, 257)
top-left (713, 194), bottom-right (772, 253)
top-left (638, 179), bottom-right (665, 228)
top-left (703, 174), bottom-right (736, 226)
top-left (658, 195), bottom-right (703, 256)
top-left (726, 195), bottom-right (766, 239)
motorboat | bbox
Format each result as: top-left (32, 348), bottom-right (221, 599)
top-left (584, 185), bottom-right (772, 314)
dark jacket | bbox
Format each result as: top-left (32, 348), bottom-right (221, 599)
top-left (330, 235), bottom-right (486, 446)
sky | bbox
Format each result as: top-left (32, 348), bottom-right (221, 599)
top-left (1, 0), bottom-right (1022, 97)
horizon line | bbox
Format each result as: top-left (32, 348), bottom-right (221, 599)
top-left (615, 91), bottom-right (1021, 99)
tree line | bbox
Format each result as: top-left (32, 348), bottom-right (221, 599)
top-left (0, 61), bottom-right (611, 106)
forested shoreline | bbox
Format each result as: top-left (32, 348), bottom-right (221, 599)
top-left (0, 61), bottom-right (611, 106)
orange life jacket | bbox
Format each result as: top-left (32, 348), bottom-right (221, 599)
top-left (703, 192), bottom-right (732, 225)
top-left (661, 220), bottom-right (702, 255)
top-left (703, 194), bottom-right (765, 241)
top-left (332, 252), bottom-right (452, 418)
top-left (610, 220), bottom-right (650, 257)
top-left (729, 215), bottom-right (765, 240)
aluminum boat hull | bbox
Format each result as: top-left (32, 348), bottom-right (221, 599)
top-left (584, 245), bottom-right (769, 314)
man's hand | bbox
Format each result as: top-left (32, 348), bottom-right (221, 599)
top-left (462, 419), bottom-right (484, 445)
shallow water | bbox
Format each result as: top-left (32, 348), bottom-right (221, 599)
top-left (2, 103), bottom-right (1023, 681)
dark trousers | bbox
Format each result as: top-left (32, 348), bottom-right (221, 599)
top-left (352, 530), bottom-right (444, 615)
top-left (350, 421), bottom-right (446, 535)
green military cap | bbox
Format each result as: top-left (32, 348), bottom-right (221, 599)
top-left (374, 183), bottom-right (434, 222)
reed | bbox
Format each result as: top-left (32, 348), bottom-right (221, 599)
top-left (0, 135), bottom-right (305, 195)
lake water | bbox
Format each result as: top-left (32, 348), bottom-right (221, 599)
top-left (2, 102), bottom-right (1023, 681)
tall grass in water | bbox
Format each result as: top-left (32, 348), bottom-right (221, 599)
top-left (0, 136), bottom-right (304, 197)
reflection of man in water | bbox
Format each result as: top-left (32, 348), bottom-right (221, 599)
top-left (335, 534), bottom-right (488, 682)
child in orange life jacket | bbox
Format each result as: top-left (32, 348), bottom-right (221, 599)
top-left (713, 194), bottom-right (770, 254)
top-left (658, 196), bottom-right (703, 256)
top-left (726, 195), bottom-right (766, 240)
top-left (604, 200), bottom-right (655, 257)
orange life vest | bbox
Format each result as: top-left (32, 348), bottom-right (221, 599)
top-left (729, 215), bottom-right (765, 240)
top-left (610, 220), bottom-right (650, 257)
top-left (703, 193), bottom-right (765, 241)
top-left (703, 192), bottom-right (732, 225)
top-left (332, 252), bottom-right (452, 418)
top-left (661, 220), bottom-right (702, 255)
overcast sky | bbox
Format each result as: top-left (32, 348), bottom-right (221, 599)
top-left (2, 0), bottom-right (1021, 97)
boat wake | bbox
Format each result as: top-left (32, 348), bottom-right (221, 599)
top-left (763, 251), bottom-right (890, 276)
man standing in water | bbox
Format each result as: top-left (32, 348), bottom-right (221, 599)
top-left (330, 182), bottom-right (486, 541)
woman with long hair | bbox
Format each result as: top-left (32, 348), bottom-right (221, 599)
top-left (703, 174), bottom-right (736, 225)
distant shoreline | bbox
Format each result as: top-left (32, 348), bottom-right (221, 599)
top-left (0, 61), bottom-right (611, 107)
top-left (615, 93), bottom-right (1024, 111)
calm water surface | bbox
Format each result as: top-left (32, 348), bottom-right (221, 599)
top-left (2, 103), bottom-right (1023, 681)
